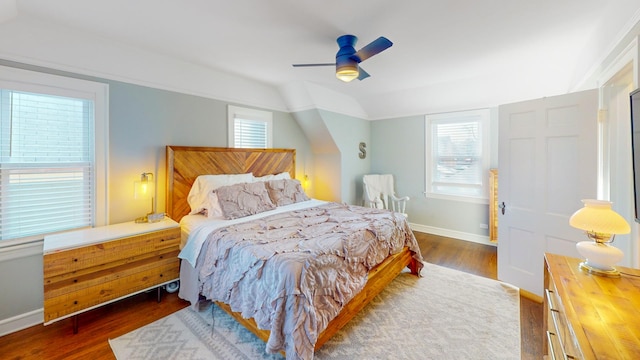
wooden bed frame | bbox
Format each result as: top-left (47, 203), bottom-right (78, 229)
top-left (165, 145), bottom-right (417, 351)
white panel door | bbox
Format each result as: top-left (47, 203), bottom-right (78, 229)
top-left (497, 89), bottom-right (598, 297)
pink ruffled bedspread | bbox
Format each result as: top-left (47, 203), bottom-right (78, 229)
top-left (196, 202), bottom-right (423, 359)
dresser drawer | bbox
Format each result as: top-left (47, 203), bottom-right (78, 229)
top-left (44, 227), bottom-right (180, 277)
top-left (43, 220), bottom-right (181, 326)
top-left (44, 255), bottom-right (179, 322)
top-left (545, 284), bottom-right (580, 359)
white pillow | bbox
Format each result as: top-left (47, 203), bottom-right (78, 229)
top-left (187, 173), bottom-right (254, 217)
top-left (253, 172), bottom-right (291, 182)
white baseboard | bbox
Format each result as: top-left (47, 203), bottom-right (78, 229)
top-left (0, 308), bottom-right (43, 337)
top-left (409, 223), bottom-right (496, 247)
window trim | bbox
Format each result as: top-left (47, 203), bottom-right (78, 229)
top-left (0, 65), bottom-right (108, 247)
top-left (425, 108), bottom-right (490, 204)
top-left (227, 105), bottom-right (273, 148)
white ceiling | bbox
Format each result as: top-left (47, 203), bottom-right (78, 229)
top-left (7, 0), bottom-right (640, 118)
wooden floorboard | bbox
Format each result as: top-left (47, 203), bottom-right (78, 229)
top-left (0, 231), bottom-right (543, 359)
top-left (0, 290), bottom-right (189, 360)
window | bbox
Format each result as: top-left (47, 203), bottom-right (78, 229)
top-left (0, 66), bottom-right (108, 245)
top-left (228, 105), bottom-right (272, 148)
top-left (425, 109), bottom-right (490, 203)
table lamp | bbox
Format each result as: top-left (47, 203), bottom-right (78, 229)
top-left (134, 172), bottom-right (162, 223)
top-left (569, 199), bottom-right (630, 277)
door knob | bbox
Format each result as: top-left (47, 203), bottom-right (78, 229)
top-left (498, 202), bottom-right (506, 215)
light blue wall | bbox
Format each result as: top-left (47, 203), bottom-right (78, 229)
top-left (370, 114), bottom-right (493, 238)
top-left (370, 115), bottom-right (425, 201)
top-left (289, 109), bottom-right (339, 201)
top-left (320, 109), bottom-right (371, 205)
top-left (108, 82), bottom-right (312, 223)
top-left (290, 109), bottom-right (370, 204)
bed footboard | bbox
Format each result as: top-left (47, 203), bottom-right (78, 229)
top-left (215, 246), bottom-right (416, 354)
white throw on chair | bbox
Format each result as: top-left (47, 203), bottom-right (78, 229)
top-left (363, 174), bottom-right (409, 216)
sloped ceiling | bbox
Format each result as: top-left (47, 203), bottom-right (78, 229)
top-left (2, 0), bottom-right (640, 119)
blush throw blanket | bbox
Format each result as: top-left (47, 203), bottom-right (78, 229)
top-left (196, 202), bottom-right (423, 360)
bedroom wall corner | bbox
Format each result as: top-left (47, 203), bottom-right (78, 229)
top-left (272, 110), bottom-right (315, 197)
top-left (0, 241), bottom-right (44, 336)
top-left (291, 108), bottom-right (371, 204)
top-left (319, 109), bottom-right (371, 205)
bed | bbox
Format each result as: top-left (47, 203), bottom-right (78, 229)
top-left (166, 145), bottom-right (423, 359)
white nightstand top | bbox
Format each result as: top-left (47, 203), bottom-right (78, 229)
top-left (43, 217), bottom-right (179, 254)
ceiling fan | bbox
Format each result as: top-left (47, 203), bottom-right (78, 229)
top-left (292, 34), bottom-right (393, 82)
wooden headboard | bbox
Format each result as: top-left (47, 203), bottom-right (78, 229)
top-left (166, 146), bottom-right (296, 221)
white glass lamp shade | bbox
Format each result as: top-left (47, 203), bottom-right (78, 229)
top-left (569, 199), bottom-right (630, 277)
top-left (569, 199), bottom-right (630, 236)
top-left (336, 58), bottom-right (359, 82)
top-left (336, 67), bottom-right (358, 82)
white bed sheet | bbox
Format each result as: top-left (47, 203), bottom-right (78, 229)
top-left (178, 198), bottom-right (328, 267)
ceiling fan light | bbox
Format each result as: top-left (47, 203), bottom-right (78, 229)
top-left (336, 66), bottom-right (359, 82)
top-left (336, 56), bottom-right (359, 82)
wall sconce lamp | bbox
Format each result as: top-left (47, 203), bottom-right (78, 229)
top-left (569, 199), bottom-right (630, 277)
top-left (134, 172), bottom-right (162, 223)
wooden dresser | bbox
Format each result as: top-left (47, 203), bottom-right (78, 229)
top-left (544, 253), bottom-right (640, 359)
top-left (43, 218), bottom-right (181, 330)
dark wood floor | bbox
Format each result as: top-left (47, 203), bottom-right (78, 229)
top-left (0, 232), bottom-right (543, 359)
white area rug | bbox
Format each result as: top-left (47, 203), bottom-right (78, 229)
top-left (109, 262), bottom-right (520, 359)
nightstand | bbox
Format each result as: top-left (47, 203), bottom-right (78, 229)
top-left (43, 217), bottom-right (181, 332)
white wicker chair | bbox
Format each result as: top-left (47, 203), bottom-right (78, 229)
top-left (363, 174), bottom-right (409, 216)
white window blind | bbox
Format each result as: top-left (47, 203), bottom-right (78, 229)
top-left (228, 105), bottom-right (272, 148)
top-left (426, 109), bottom-right (490, 201)
top-left (0, 88), bottom-right (94, 241)
top-left (234, 118), bottom-right (268, 148)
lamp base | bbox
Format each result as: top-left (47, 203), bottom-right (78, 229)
top-left (135, 215), bottom-right (148, 223)
top-left (575, 240), bottom-right (624, 277)
top-left (578, 261), bottom-right (621, 277)
top-left (135, 212), bottom-right (164, 223)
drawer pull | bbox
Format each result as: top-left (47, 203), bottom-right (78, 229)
top-left (546, 330), bottom-right (557, 360)
top-left (547, 330), bottom-right (578, 359)
top-left (545, 288), bottom-right (558, 311)
top-left (545, 289), bottom-right (578, 360)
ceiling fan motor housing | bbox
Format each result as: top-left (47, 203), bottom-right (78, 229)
top-left (336, 35), bottom-right (360, 81)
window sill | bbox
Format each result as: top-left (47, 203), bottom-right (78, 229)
top-left (424, 192), bottom-right (489, 205)
top-left (0, 238), bottom-right (43, 261)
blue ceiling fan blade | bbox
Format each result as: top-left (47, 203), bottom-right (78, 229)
top-left (355, 36), bottom-right (393, 62)
top-left (292, 63), bottom-right (335, 67)
top-left (357, 67), bottom-right (370, 80)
